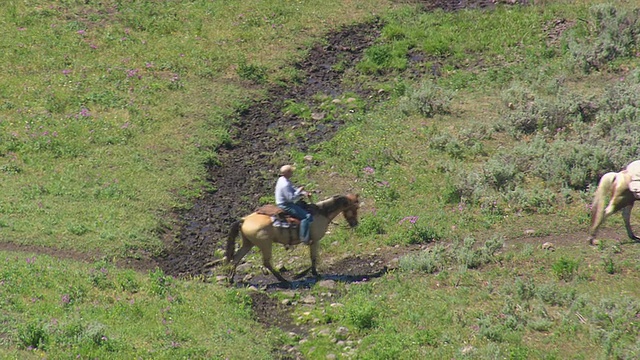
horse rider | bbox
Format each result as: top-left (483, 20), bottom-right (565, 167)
top-left (275, 164), bottom-right (313, 244)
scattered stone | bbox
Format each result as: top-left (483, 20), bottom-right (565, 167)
top-left (304, 155), bottom-right (314, 162)
top-left (247, 285), bottom-right (259, 292)
top-left (332, 98), bottom-right (342, 104)
top-left (281, 290), bottom-right (296, 298)
top-left (236, 263), bottom-right (252, 273)
top-left (336, 326), bottom-right (349, 338)
top-left (318, 329), bottom-right (331, 337)
top-left (242, 274), bottom-right (253, 282)
top-left (524, 229), bottom-right (536, 236)
top-left (317, 279), bottom-right (337, 290)
top-left (346, 97), bottom-right (356, 103)
top-left (461, 345), bottom-right (475, 355)
top-left (326, 354), bottom-right (337, 360)
top-left (302, 295), bottom-right (316, 304)
top-left (282, 299), bottom-right (291, 306)
top-left (542, 242), bottom-right (555, 251)
top-left (215, 275), bottom-right (227, 283)
top-left (311, 112), bottom-right (325, 120)
top-left (330, 302), bottom-right (344, 307)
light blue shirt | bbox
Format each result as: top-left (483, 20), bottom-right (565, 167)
top-left (275, 176), bottom-right (303, 205)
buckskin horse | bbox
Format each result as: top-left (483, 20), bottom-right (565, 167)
top-left (589, 160), bottom-right (640, 245)
top-left (225, 194), bottom-right (360, 283)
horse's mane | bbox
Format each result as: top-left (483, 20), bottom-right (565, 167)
top-left (314, 195), bottom-right (351, 216)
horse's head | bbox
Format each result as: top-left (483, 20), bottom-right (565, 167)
top-left (342, 194), bottom-right (360, 228)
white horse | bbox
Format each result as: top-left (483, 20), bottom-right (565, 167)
top-left (589, 160), bottom-right (640, 244)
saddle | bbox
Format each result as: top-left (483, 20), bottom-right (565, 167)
top-left (255, 201), bottom-right (316, 228)
top-left (255, 204), bottom-right (300, 228)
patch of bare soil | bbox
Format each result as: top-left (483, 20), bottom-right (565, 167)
top-left (154, 20), bottom-right (384, 278)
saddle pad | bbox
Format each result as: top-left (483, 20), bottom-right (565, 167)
top-left (271, 217), bottom-right (299, 228)
top-left (629, 180), bottom-right (640, 199)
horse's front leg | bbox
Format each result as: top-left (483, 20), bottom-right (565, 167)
top-left (309, 241), bottom-right (320, 277)
top-left (258, 244), bottom-right (290, 284)
top-left (622, 203), bottom-right (640, 241)
top-left (293, 242), bottom-right (321, 279)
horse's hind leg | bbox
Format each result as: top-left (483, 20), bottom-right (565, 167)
top-left (229, 239), bottom-right (253, 283)
top-left (621, 203), bottom-right (640, 241)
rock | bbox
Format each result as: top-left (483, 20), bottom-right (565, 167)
top-left (282, 299), bottom-right (291, 306)
top-left (236, 263), bottom-right (252, 273)
top-left (542, 242), bottom-right (555, 251)
top-left (302, 295), bottom-right (316, 304)
top-left (461, 345), bottom-right (475, 355)
top-left (524, 229), bottom-right (536, 236)
top-left (317, 279), bottom-right (337, 290)
top-left (304, 155), bottom-right (313, 162)
top-left (326, 354), bottom-right (337, 360)
top-left (281, 290), bottom-right (297, 298)
top-left (242, 274), bottom-right (253, 282)
top-left (336, 326), bottom-right (349, 338)
top-left (311, 112), bottom-right (325, 120)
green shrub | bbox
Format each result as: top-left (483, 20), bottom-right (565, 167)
top-left (355, 216), bottom-right (386, 236)
top-left (552, 257), bottom-right (579, 281)
top-left (399, 244), bottom-right (447, 273)
top-left (18, 321), bottom-right (49, 350)
top-left (567, 4), bottom-right (640, 72)
top-left (237, 59), bottom-right (268, 84)
top-left (399, 79), bottom-right (454, 118)
top-left (345, 294), bottom-right (379, 330)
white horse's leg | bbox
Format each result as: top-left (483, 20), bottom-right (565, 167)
top-left (621, 203), bottom-right (640, 241)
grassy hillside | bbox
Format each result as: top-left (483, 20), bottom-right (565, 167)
top-left (3, 0), bottom-right (640, 359)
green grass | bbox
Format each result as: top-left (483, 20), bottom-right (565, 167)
top-left (0, 251), bottom-right (274, 359)
top-left (0, 0), bottom-right (390, 255)
top-left (4, 0), bottom-right (640, 358)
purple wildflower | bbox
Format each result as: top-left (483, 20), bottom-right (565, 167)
top-left (77, 30), bottom-right (85, 35)
top-left (363, 166), bottom-right (375, 175)
top-left (399, 216), bottom-right (418, 224)
top-left (79, 107), bottom-right (90, 117)
top-left (61, 294), bottom-right (70, 305)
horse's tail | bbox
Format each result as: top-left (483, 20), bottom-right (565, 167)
top-left (590, 172), bottom-right (617, 233)
top-left (225, 219), bottom-right (243, 263)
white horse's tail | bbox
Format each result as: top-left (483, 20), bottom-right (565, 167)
top-left (590, 172), bottom-right (617, 235)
